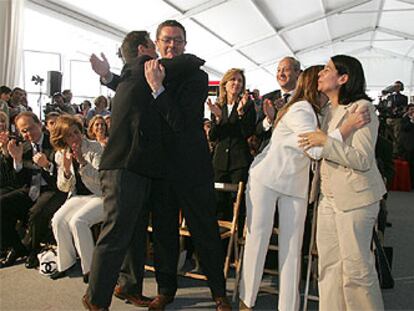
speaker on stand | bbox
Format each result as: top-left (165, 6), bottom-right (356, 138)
top-left (47, 71), bottom-right (62, 97)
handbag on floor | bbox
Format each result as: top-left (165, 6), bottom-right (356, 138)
top-left (37, 245), bottom-right (57, 277)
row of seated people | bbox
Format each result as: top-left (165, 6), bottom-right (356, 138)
top-left (0, 85), bottom-right (112, 131)
top-left (0, 111), bottom-right (109, 284)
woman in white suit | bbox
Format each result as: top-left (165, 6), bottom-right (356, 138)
top-left (239, 65), bottom-right (330, 311)
top-left (49, 115), bottom-right (104, 283)
top-left (239, 65), bottom-right (368, 311)
top-left (299, 55), bottom-right (386, 310)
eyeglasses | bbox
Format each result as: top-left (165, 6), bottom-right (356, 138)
top-left (158, 37), bottom-right (185, 45)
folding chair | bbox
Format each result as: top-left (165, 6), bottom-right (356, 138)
top-left (179, 181), bottom-right (245, 280)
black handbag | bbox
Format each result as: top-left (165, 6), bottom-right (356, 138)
top-left (373, 230), bottom-right (394, 289)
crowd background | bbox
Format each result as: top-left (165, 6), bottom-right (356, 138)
top-left (0, 56), bottom-right (413, 309)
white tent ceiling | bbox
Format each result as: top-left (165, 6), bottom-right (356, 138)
top-left (27, 0), bottom-right (414, 95)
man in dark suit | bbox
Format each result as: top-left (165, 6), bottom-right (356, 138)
top-left (0, 112), bottom-right (67, 268)
top-left (255, 57), bottom-right (301, 152)
top-left (144, 20), bottom-right (231, 311)
top-left (83, 30), bottom-right (211, 310)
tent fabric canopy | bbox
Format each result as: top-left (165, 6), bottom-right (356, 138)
top-left (25, 0), bottom-right (414, 95)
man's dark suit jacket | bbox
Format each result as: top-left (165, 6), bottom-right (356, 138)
top-left (17, 132), bottom-right (60, 191)
top-left (209, 101), bottom-right (256, 172)
top-left (100, 54), bottom-right (209, 184)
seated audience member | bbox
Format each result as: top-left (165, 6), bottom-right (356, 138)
top-left (0, 112), bottom-right (67, 268)
top-left (103, 115), bottom-right (111, 132)
top-left (81, 100), bottom-right (92, 117)
top-left (62, 89), bottom-right (79, 114)
top-left (44, 112), bottom-right (60, 134)
top-left (87, 115), bottom-right (108, 147)
top-left (0, 86), bottom-right (12, 119)
top-left (8, 88), bottom-right (27, 126)
top-left (45, 92), bottom-right (76, 115)
top-left (0, 111), bottom-right (18, 195)
top-left (49, 115), bottom-right (104, 282)
top-left (401, 103), bottom-right (414, 188)
top-left (86, 96), bottom-right (110, 125)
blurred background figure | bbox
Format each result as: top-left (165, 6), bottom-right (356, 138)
top-left (87, 115), bottom-right (108, 147)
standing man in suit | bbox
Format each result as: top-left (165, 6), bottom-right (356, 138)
top-left (144, 20), bottom-right (231, 311)
top-left (0, 112), bottom-right (67, 268)
top-left (84, 30), bottom-right (210, 310)
top-left (256, 57), bottom-right (301, 152)
top-left (83, 31), bottom-right (160, 311)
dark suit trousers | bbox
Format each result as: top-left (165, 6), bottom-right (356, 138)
top-left (151, 180), bottom-right (226, 298)
top-left (0, 187), bottom-right (66, 251)
top-left (87, 169), bottom-right (151, 307)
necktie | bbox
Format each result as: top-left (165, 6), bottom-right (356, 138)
top-left (283, 93), bottom-right (291, 104)
top-left (28, 143), bottom-right (42, 201)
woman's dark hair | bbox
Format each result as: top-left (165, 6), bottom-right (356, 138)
top-left (331, 55), bottom-right (371, 105)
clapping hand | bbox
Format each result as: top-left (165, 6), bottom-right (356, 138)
top-left (71, 142), bottom-right (86, 166)
top-left (33, 152), bottom-right (50, 169)
top-left (237, 91), bottom-right (249, 116)
top-left (263, 99), bottom-right (276, 123)
top-left (90, 53), bottom-right (111, 80)
top-left (7, 139), bottom-right (24, 163)
top-left (207, 98), bottom-right (222, 122)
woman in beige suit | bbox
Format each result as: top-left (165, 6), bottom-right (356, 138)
top-left (299, 55), bottom-right (386, 310)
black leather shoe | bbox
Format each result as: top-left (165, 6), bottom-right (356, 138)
top-left (1, 248), bottom-right (28, 268)
top-left (50, 270), bottom-right (67, 280)
top-left (25, 251), bottom-right (39, 269)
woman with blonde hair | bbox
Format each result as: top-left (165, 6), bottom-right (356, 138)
top-left (207, 68), bottom-right (256, 219)
top-left (87, 115), bottom-right (108, 147)
top-left (49, 115), bottom-right (104, 283)
top-left (299, 55), bottom-right (385, 310)
top-left (86, 96), bottom-right (110, 124)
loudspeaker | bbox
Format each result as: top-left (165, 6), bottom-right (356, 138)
top-left (47, 71), bottom-right (62, 97)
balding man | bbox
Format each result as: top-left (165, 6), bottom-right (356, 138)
top-left (256, 57), bottom-right (301, 152)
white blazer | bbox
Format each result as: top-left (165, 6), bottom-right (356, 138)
top-left (55, 138), bottom-right (103, 196)
top-left (249, 100), bottom-right (320, 199)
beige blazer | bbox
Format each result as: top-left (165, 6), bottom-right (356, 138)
top-left (55, 138), bottom-right (103, 196)
top-left (320, 99), bottom-right (386, 211)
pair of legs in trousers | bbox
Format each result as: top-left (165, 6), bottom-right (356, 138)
top-left (317, 194), bottom-right (384, 311)
top-left (239, 179), bottom-right (307, 311)
top-left (87, 169), bottom-right (151, 307)
top-left (51, 195), bottom-right (104, 274)
top-left (151, 179), bottom-right (226, 298)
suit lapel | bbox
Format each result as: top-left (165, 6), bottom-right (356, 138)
top-left (328, 105), bottom-right (348, 131)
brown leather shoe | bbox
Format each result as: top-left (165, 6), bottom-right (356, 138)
top-left (148, 294), bottom-right (174, 310)
top-left (239, 299), bottom-right (252, 311)
top-left (81, 294), bottom-right (108, 311)
top-left (113, 285), bottom-right (152, 307)
top-left (214, 296), bottom-right (232, 311)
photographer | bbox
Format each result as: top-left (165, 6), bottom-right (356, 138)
top-left (44, 92), bottom-right (76, 115)
top-left (383, 81), bottom-right (408, 155)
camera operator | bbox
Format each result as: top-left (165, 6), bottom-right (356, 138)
top-left (44, 92), bottom-right (76, 115)
top-left (383, 81), bottom-right (408, 156)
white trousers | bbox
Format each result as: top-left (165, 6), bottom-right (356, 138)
top-left (51, 195), bottom-right (104, 274)
top-left (317, 195), bottom-right (384, 311)
top-left (239, 179), bottom-right (307, 311)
